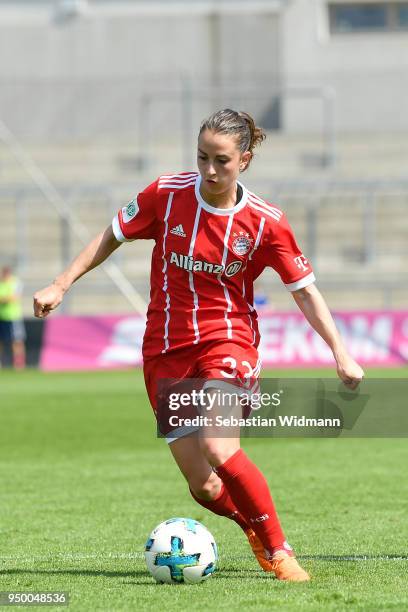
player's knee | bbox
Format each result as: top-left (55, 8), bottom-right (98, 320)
top-left (199, 438), bottom-right (236, 468)
top-left (189, 472), bottom-right (221, 501)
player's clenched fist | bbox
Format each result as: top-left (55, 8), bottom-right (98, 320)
top-left (32, 227), bottom-right (121, 319)
top-left (33, 283), bottom-right (64, 318)
top-left (336, 354), bottom-right (365, 390)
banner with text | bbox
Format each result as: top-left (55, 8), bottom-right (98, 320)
top-left (40, 310), bottom-right (408, 371)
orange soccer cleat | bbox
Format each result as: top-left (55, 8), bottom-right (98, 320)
top-left (269, 551), bottom-right (311, 582)
top-left (245, 529), bottom-right (311, 581)
top-left (245, 528), bottom-right (275, 572)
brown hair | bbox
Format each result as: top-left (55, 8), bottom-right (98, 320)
top-left (199, 108), bottom-right (266, 170)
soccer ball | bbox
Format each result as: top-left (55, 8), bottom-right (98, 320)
top-left (144, 517), bottom-right (218, 584)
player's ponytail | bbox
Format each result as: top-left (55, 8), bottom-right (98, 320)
top-left (199, 109), bottom-right (266, 171)
top-left (237, 111), bottom-right (266, 157)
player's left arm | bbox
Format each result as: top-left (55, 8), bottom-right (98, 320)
top-left (292, 283), bottom-right (364, 389)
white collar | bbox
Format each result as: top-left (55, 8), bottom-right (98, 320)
top-left (195, 175), bottom-right (248, 216)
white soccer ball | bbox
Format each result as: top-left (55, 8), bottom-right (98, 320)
top-left (144, 517), bottom-right (218, 584)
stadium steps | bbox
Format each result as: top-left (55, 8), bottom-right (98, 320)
top-left (1, 132), bottom-right (408, 185)
top-left (1, 131), bottom-right (407, 314)
top-left (2, 193), bottom-right (406, 315)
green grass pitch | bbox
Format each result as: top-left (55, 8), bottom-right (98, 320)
top-left (0, 368), bottom-right (407, 611)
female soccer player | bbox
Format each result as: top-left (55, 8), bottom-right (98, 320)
top-left (34, 109), bottom-right (364, 581)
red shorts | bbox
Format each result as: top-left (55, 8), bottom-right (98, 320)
top-left (143, 341), bottom-right (260, 442)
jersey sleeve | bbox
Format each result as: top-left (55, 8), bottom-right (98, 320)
top-left (112, 179), bottom-right (159, 242)
top-left (258, 213), bottom-right (316, 291)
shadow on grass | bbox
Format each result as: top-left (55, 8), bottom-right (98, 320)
top-left (0, 569), bottom-right (148, 579)
top-left (298, 554), bottom-right (408, 561)
top-left (1, 554), bottom-right (406, 585)
top-left (0, 567), bottom-right (266, 583)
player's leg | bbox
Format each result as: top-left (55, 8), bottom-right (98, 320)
top-left (143, 351), bottom-right (248, 531)
top-left (198, 390), bottom-right (288, 551)
top-left (144, 346), bottom-right (309, 580)
top-left (196, 343), bottom-right (310, 580)
top-left (198, 389), bottom-right (310, 580)
top-left (168, 431), bottom-right (249, 531)
top-left (168, 429), bottom-right (292, 574)
top-left (169, 431), bottom-right (220, 500)
top-left (198, 344), bottom-right (290, 557)
top-left (12, 341), bottom-right (25, 369)
top-left (11, 321), bottom-right (26, 369)
top-left (0, 321), bottom-right (11, 368)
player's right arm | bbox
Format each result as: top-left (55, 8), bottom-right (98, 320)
top-left (33, 225), bottom-right (121, 318)
top-left (34, 179), bottom-right (159, 318)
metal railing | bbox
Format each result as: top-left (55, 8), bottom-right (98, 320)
top-left (1, 179), bottom-right (407, 312)
top-left (0, 119), bottom-right (147, 315)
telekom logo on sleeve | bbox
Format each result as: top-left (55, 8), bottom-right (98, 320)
top-left (293, 255), bottom-right (309, 272)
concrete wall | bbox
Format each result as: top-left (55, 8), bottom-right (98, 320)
top-left (0, 2), bottom-right (281, 140)
top-left (281, 0), bottom-right (408, 133)
top-left (1, 0), bottom-right (406, 139)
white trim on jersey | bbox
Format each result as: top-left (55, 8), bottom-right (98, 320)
top-left (247, 192), bottom-right (283, 219)
top-left (166, 424), bottom-right (201, 444)
top-left (160, 172), bottom-right (198, 180)
top-left (248, 200), bottom-right (282, 222)
top-left (248, 312), bottom-right (256, 344)
top-left (195, 176), bottom-right (248, 216)
top-left (218, 213), bottom-right (235, 340)
top-left (161, 192), bottom-right (175, 354)
top-left (248, 216), bottom-right (266, 261)
top-left (159, 173), bottom-right (198, 190)
top-left (159, 180), bottom-right (197, 190)
top-left (285, 271), bottom-right (316, 292)
top-left (242, 277), bottom-right (256, 345)
top-left (248, 377), bottom-right (261, 396)
top-left (188, 205), bottom-right (202, 344)
top-left (242, 216), bottom-right (265, 344)
top-left (202, 379), bottom-right (257, 397)
top-left (253, 357), bottom-right (262, 378)
top-left (112, 214), bottom-right (133, 243)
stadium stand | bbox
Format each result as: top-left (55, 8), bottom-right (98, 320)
top-left (1, 131), bottom-right (407, 315)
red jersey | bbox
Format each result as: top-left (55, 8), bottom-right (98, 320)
top-left (112, 172), bottom-right (315, 359)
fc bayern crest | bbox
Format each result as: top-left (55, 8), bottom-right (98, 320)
top-left (231, 231), bottom-right (253, 256)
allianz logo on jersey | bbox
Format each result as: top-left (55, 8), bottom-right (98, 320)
top-left (169, 251), bottom-right (242, 277)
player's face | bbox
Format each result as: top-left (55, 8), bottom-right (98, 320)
top-left (197, 130), bottom-right (251, 200)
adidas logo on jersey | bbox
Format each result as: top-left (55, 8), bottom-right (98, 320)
top-left (170, 224), bottom-right (186, 237)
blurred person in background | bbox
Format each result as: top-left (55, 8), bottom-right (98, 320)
top-left (0, 265), bottom-right (26, 369)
